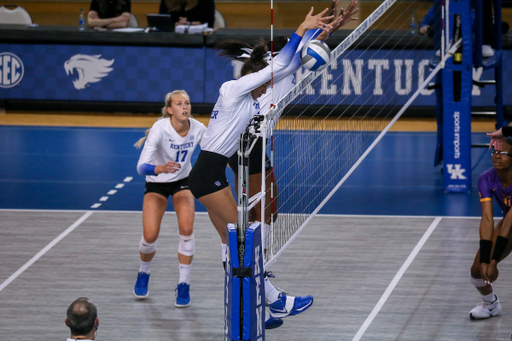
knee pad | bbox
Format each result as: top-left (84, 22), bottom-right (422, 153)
top-left (178, 234), bottom-right (195, 257)
top-left (469, 271), bottom-right (487, 288)
top-left (139, 236), bottom-right (156, 254)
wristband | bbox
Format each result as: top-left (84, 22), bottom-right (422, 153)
top-left (479, 239), bottom-right (492, 264)
top-left (491, 236), bottom-right (509, 262)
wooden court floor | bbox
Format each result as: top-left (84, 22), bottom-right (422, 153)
top-left (0, 110), bottom-right (499, 132)
top-left (1, 211), bottom-right (511, 340)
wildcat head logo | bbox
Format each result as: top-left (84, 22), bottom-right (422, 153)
top-left (64, 54), bottom-right (114, 90)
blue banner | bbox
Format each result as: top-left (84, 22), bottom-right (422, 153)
top-left (0, 44), bottom-right (205, 103)
top-left (0, 42), bottom-right (509, 107)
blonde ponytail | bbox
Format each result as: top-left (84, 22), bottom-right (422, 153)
top-left (134, 128), bottom-right (151, 149)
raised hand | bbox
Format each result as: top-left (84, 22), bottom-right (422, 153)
top-left (317, 0), bottom-right (359, 39)
top-left (338, 0), bottom-right (359, 27)
top-left (487, 128), bottom-right (506, 151)
top-left (297, 7), bottom-right (335, 36)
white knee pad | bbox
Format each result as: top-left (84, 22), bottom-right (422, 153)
top-left (139, 236), bottom-right (156, 254)
top-left (469, 272), bottom-right (487, 288)
top-left (178, 234), bottom-right (195, 257)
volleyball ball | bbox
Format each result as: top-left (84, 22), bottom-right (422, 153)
top-left (300, 40), bottom-right (331, 72)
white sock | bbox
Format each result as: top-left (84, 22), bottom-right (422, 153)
top-left (482, 292), bottom-right (496, 303)
top-left (265, 277), bottom-right (281, 304)
top-left (179, 263), bottom-right (191, 284)
top-left (139, 260), bottom-right (151, 274)
top-left (222, 243), bottom-right (227, 262)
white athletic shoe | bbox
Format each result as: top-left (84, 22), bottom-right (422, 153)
top-left (469, 295), bottom-right (501, 320)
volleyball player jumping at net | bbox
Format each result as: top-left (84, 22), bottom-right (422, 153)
top-left (133, 90), bottom-right (207, 308)
top-left (225, 0), bottom-right (358, 266)
top-left (188, 8), bottom-right (338, 325)
top-left (467, 132), bottom-right (512, 319)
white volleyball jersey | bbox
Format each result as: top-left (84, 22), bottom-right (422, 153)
top-left (260, 73), bottom-right (296, 115)
top-left (137, 117), bottom-right (206, 183)
top-left (201, 32), bottom-right (302, 157)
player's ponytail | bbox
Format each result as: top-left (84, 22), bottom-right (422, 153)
top-left (214, 38), bottom-right (268, 77)
top-left (134, 129), bottom-right (150, 149)
top-left (214, 39), bottom-right (254, 60)
top-left (240, 39), bottom-right (267, 77)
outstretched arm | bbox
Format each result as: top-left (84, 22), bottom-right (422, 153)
top-left (228, 7), bottom-right (334, 99)
top-left (87, 11), bottom-right (131, 28)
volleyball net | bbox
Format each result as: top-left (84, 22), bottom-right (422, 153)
top-left (245, 0), bottom-right (462, 269)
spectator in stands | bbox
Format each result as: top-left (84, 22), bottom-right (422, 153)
top-left (159, 0), bottom-right (215, 28)
top-left (87, 0), bottom-right (131, 28)
top-left (65, 297), bottom-right (99, 341)
top-left (419, 6), bottom-right (434, 38)
top-left (419, 2), bottom-right (494, 57)
top-left (473, 0), bottom-right (495, 57)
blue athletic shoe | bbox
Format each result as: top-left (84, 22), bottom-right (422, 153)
top-left (269, 293), bottom-right (314, 318)
top-left (133, 272), bottom-right (150, 298)
top-left (175, 283), bottom-right (191, 307)
top-left (265, 314), bottom-right (284, 329)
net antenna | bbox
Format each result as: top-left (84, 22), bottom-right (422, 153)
top-left (239, 0), bottom-right (459, 270)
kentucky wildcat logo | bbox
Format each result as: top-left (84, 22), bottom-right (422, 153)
top-left (64, 54), bottom-right (114, 90)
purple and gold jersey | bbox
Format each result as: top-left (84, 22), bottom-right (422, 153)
top-left (478, 167), bottom-right (512, 217)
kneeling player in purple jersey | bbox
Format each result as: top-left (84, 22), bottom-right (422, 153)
top-left (468, 138), bottom-right (512, 319)
top-left (133, 90), bottom-right (207, 307)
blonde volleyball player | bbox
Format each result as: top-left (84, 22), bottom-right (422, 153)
top-left (133, 90), bottom-right (206, 308)
top-left (188, 8), bottom-right (337, 327)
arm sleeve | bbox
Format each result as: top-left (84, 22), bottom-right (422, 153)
top-left (137, 163), bottom-right (156, 176)
top-left (502, 126), bottom-right (512, 137)
top-left (420, 7), bottom-right (434, 28)
top-left (272, 29), bottom-right (322, 84)
top-left (225, 32), bottom-right (302, 100)
top-left (478, 173), bottom-right (493, 202)
top-left (136, 126), bottom-right (162, 175)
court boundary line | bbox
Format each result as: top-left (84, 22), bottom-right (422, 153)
top-left (0, 211), bottom-right (93, 292)
top-left (351, 216), bottom-right (442, 341)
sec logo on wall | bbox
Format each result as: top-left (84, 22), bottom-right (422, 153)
top-left (0, 52), bottom-right (24, 88)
